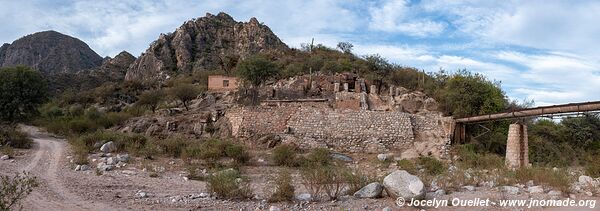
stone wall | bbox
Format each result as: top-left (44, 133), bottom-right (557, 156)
top-left (225, 103), bottom-right (454, 157)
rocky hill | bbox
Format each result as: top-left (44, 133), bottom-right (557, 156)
top-left (0, 31), bottom-right (103, 75)
top-left (125, 12), bottom-right (290, 81)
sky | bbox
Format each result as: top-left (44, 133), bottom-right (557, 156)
top-left (1, 0), bottom-right (599, 106)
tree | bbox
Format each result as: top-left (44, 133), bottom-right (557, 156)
top-left (0, 66), bottom-right (48, 121)
top-left (0, 172), bottom-right (38, 211)
top-left (236, 56), bottom-right (278, 105)
top-left (437, 70), bottom-right (507, 117)
top-left (169, 84), bottom-right (202, 111)
top-left (136, 90), bottom-right (163, 113)
top-left (336, 42), bottom-right (353, 54)
top-left (364, 54), bottom-right (393, 94)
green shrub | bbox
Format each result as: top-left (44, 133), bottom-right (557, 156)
top-left (397, 159), bottom-right (418, 175)
top-left (225, 144), bottom-right (250, 164)
top-left (272, 144), bottom-right (298, 167)
top-left (207, 169), bottom-right (252, 199)
top-left (0, 126), bottom-right (33, 149)
top-left (344, 169), bottom-right (377, 194)
top-left (508, 167), bottom-right (572, 193)
top-left (456, 144), bottom-right (504, 170)
top-left (302, 148), bottom-right (332, 167)
top-left (96, 112), bottom-right (132, 128)
top-left (418, 156), bottom-right (447, 175)
top-left (269, 169), bottom-right (295, 202)
top-left (75, 130), bottom-right (147, 154)
top-left (0, 172), bottom-right (38, 211)
top-left (585, 162), bottom-right (600, 178)
top-left (153, 137), bottom-right (188, 158)
top-left (300, 163), bottom-right (348, 201)
top-left (68, 118), bottom-right (98, 134)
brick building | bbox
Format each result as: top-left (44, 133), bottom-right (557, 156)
top-left (208, 75), bottom-right (238, 91)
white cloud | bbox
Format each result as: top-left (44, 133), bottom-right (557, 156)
top-left (368, 0), bottom-right (446, 36)
top-left (494, 51), bottom-right (600, 105)
top-left (0, 0), bottom-right (362, 57)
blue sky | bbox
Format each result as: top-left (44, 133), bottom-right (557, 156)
top-left (1, 0), bottom-right (599, 106)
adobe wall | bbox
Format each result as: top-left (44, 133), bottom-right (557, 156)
top-left (208, 75), bottom-right (238, 91)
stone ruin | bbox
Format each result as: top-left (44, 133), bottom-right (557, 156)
top-left (118, 72), bottom-right (455, 159)
top-left (222, 72), bottom-right (455, 158)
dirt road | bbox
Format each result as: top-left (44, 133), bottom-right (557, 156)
top-left (16, 125), bottom-right (123, 211)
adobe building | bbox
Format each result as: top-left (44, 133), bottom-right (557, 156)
top-left (208, 75), bottom-right (238, 91)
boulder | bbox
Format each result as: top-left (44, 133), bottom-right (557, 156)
top-left (97, 162), bottom-right (114, 171)
top-left (377, 154), bottom-right (389, 161)
top-left (353, 182), bottom-right (383, 198)
top-left (0, 155), bottom-right (9, 160)
top-left (502, 186), bottom-right (519, 195)
top-left (135, 190), bottom-right (149, 198)
top-left (382, 207), bottom-right (393, 211)
top-left (579, 175), bottom-right (594, 184)
top-left (548, 190), bottom-right (562, 196)
top-left (100, 141), bottom-right (116, 153)
top-left (106, 157), bottom-right (117, 165)
top-left (528, 186), bottom-right (544, 194)
top-left (330, 153), bottom-right (353, 162)
top-left (462, 186), bottom-right (475, 191)
top-left (295, 193), bottom-right (312, 201)
top-left (117, 154), bottom-right (130, 163)
top-left (382, 170), bottom-right (425, 200)
top-left (269, 206), bottom-right (281, 211)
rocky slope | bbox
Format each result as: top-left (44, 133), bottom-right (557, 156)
top-left (125, 12), bottom-right (290, 81)
top-left (0, 31), bottom-right (103, 75)
top-left (88, 51), bottom-right (136, 81)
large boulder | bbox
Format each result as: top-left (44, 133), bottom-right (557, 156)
top-left (100, 141), bottom-right (116, 153)
top-left (354, 182), bottom-right (383, 198)
top-left (382, 170), bottom-right (425, 200)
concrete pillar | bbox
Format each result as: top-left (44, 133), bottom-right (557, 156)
top-left (505, 123), bottom-right (529, 169)
top-left (334, 83), bottom-right (340, 92)
top-left (343, 83), bottom-right (349, 92)
top-left (370, 85), bottom-right (377, 94)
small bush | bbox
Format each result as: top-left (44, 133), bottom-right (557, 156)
top-left (585, 162), bottom-right (600, 178)
top-left (300, 163), bottom-right (349, 201)
top-left (397, 159), bottom-right (418, 175)
top-left (344, 169), bottom-right (377, 194)
top-left (509, 167), bottom-right (572, 193)
top-left (153, 137), bottom-right (188, 158)
top-left (268, 169), bottom-right (295, 202)
top-left (68, 118), bottom-right (99, 134)
top-left (456, 145), bottom-right (504, 170)
top-left (302, 148), bottom-right (332, 167)
top-left (207, 169), bottom-right (252, 199)
top-left (418, 156), bottom-right (447, 175)
top-left (225, 144), bottom-right (250, 164)
top-left (272, 144), bottom-right (298, 167)
top-left (0, 127), bottom-right (33, 149)
top-left (0, 172), bottom-right (38, 211)
top-left (75, 130), bottom-right (147, 155)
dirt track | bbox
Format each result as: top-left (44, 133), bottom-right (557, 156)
top-left (2, 126), bottom-right (598, 211)
top-left (16, 125), bottom-right (122, 211)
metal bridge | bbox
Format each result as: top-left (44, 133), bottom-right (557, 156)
top-left (451, 100), bottom-right (600, 169)
top-left (453, 101), bottom-right (600, 144)
top-left (453, 100), bottom-right (600, 144)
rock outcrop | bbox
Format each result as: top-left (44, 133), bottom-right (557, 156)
top-left (125, 12), bottom-right (289, 81)
top-left (0, 30), bottom-right (103, 75)
top-left (87, 51), bottom-right (136, 81)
